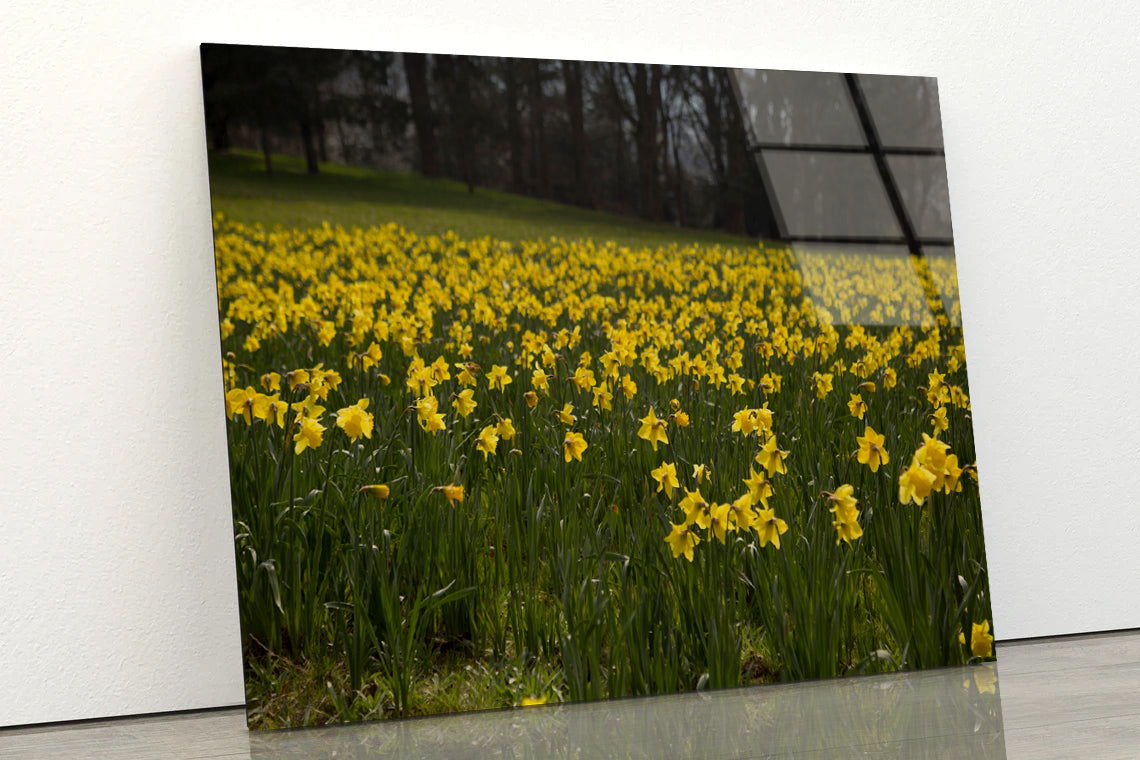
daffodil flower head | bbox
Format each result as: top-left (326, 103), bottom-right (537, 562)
top-left (557, 403), bottom-right (576, 425)
top-left (638, 408), bottom-right (670, 451)
top-left (439, 484), bottom-right (464, 504)
top-left (755, 435), bottom-right (788, 476)
top-left (855, 426), bottom-right (890, 473)
top-left (496, 417), bottom-right (516, 441)
top-left (452, 388), bottom-right (477, 418)
top-left (294, 417), bottom-right (326, 455)
top-left (970, 621), bottom-right (994, 658)
top-left (679, 488), bottom-right (709, 526)
top-left (742, 467), bottom-right (773, 506)
top-left (665, 522), bottom-right (700, 561)
top-left (361, 484), bottom-right (390, 499)
top-left (755, 508), bottom-right (789, 549)
top-left (476, 425), bottom-right (499, 460)
top-left (651, 462), bottom-right (679, 498)
top-left (898, 456), bottom-right (937, 505)
top-left (728, 493), bottom-right (757, 531)
top-left (563, 431), bottom-right (588, 463)
top-left (488, 364), bottom-right (513, 391)
top-left (335, 399), bottom-right (374, 441)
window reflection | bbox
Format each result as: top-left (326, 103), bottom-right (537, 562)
top-left (733, 69), bottom-right (959, 327)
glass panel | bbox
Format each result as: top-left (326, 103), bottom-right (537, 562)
top-left (761, 152), bottom-right (902, 239)
top-left (734, 69), bottom-right (866, 146)
top-left (792, 243), bottom-right (938, 326)
top-left (857, 74), bottom-right (945, 150)
top-left (887, 154), bottom-right (954, 240)
top-left (923, 246), bottom-right (963, 327)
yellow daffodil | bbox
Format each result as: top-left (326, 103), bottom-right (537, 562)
top-left (439, 484), bottom-right (464, 504)
top-left (290, 395), bottom-right (326, 420)
top-left (848, 393), bottom-right (867, 420)
top-left (692, 463), bottom-right (709, 485)
top-left (898, 456), bottom-right (937, 505)
top-left (496, 417), bottom-right (516, 441)
top-left (524, 391), bottom-right (539, 408)
top-left (360, 342), bottom-right (383, 371)
top-left (970, 621), bottom-right (994, 658)
top-left (755, 508), bottom-right (789, 549)
top-left (727, 493), bottom-right (757, 531)
top-left (571, 366), bottom-right (595, 392)
top-left (824, 484), bottom-right (858, 514)
top-left (563, 431), bottom-right (588, 462)
top-left (697, 502), bottom-right (731, 542)
top-left (557, 403), bottom-right (576, 425)
top-left (743, 467), bottom-right (773, 507)
top-left (286, 369), bottom-right (310, 391)
top-left (651, 462), bottom-right (679, 497)
top-left (361, 484), bottom-right (389, 499)
top-left (732, 408), bottom-right (759, 436)
top-left (294, 417), bottom-right (325, 455)
top-left (531, 367), bottom-right (552, 394)
top-left (679, 488), bottom-right (709, 525)
top-left (855, 426), bottom-right (890, 473)
top-left (673, 410), bottom-right (690, 427)
top-left (812, 371), bottom-right (833, 399)
top-left (226, 386), bottom-right (257, 424)
top-left (476, 425), bottom-right (499, 460)
top-left (931, 406), bottom-right (949, 433)
top-left (638, 408), bottom-right (669, 452)
top-left (455, 362), bottom-right (477, 387)
top-left (665, 522), bottom-right (700, 561)
top-left (942, 454), bottom-right (963, 493)
top-left (488, 364), bottom-right (513, 391)
top-left (452, 388), bottom-right (477, 418)
top-left (335, 399), bottom-right (374, 441)
top-left (755, 435), bottom-right (788, 476)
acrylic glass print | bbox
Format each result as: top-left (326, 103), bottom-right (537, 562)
top-left (200, 44), bottom-right (995, 729)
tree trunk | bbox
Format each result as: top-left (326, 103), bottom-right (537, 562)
top-left (528, 60), bottom-right (550, 198)
top-left (633, 64), bottom-right (662, 221)
top-left (562, 60), bottom-right (593, 208)
top-left (316, 118), bottom-right (329, 163)
top-left (403, 52), bottom-right (442, 177)
top-left (720, 69), bottom-right (748, 234)
top-left (505, 59), bottom-right (525, 194)
top-left (259, 123), bottom-right (273, 176)
top-left (299, 118), bottom-right (320, 174)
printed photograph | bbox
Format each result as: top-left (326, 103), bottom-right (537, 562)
top-left (199, 44), bottom-right (995, 728)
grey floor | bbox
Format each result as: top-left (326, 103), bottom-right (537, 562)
top-left (2, 630), bottom-right (1138, 759)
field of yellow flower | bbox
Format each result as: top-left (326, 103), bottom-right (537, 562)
top-left (213, 215), bottom-right (993, 727)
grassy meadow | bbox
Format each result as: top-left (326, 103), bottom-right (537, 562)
top-left (210, 152), bottom-right (993, 728)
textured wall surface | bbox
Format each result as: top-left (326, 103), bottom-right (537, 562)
top-left (3, 0), bottom-right (1139, 727)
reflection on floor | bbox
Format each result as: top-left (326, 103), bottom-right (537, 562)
top-left (3, 630), bottom-right (1139, 759)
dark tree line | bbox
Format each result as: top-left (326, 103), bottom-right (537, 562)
top-left (201, 44), bottom-right (779, 237)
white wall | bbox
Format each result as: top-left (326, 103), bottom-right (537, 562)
top-left (3, 0), bottom-right (1138, 728)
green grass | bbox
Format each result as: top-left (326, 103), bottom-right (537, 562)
top-left (207, 150), bottom-right (756, 251)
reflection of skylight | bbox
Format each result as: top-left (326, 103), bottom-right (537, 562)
top-left (735, 70), bottom-right (865, 146)
top-left (888, 155), bottom-right (953, 241)
top-left (923, 247), bottom-right (963, 327)
top-left (761, 153), bottom-right (901, 239)
top-left (858, 74), bottom-right (944, 150)
top-left (733, 70), bottom-right (957, 326)
top-left (792, 244), bottom-right (938, 327)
